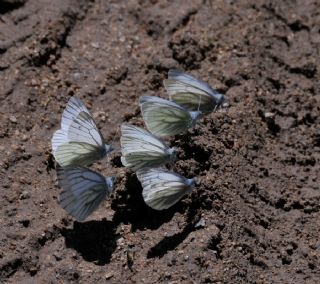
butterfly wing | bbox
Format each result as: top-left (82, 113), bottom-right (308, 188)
top-left (57, 166), bottom-right (113, 221)
top-left (137, 168), bottom-right (194, 210)
top-left (52, 97), bottom-right (110, 166)
top-left (53, 143), bottom-right (106, 167)
top-left (52, 129), bottom-right (68, 153)
top-left (120, 124), bottom-right (173, 171)
top-left (61, 97), bottom-right (91, 130)
top-left (164, 69), bottom-right (224, 113)
top-left (139, 96), bottom-right (193, 137)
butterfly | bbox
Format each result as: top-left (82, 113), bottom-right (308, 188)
top-left (164, 69), bottom-right (225, 113)
top-left (52, 97), bottom-right (113, 167)
top-left (120, 124), bottom-right (177, 171)
top-left (137, 168), bottom-right (196, 210)
top-left (139, 96), bottom-right (201, 137)
top-left (57, 166), bottom-right (114, 221)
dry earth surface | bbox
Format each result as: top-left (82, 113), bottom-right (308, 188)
top-left (0, 0), bottom-right (319, 283)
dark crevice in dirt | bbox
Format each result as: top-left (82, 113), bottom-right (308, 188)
top-left (170, 7), bottom-right (199, 34)
top-left (289, 63), bottom-right (317, 79)
top-left (169, 35), bottom-right (206, 69)
top-left (28, 3), bottom-right (92, 67)
top-left (104, 66), bottom-right (128, 87)
top-left (266, 50), bottom-right (317, 80)
top-left (247, 183), bottom-right (272, 206)
top-left (262, 3), bottom-right (310, 32)
top-left (0, 0), bottom-right (26, 15)
top-left (258, 109), bottom-right (281, 135)
top-left (28, 11), bottom-right (76, 67)
top-left (207, 232), bottom-right (222, 259)
top-left (249, 254), bottom-right (268, 269)
top-left (28, 224), bottom-right (62, 250)
top-left (0, 257), bottom-right (23, 280)
top-left (0, 250), bottom-right (39, 279)
top-left (172, 133), bottom-right (213, 172)
top-left (266, 77), bottom-right (284, 91)
top-left (0, 65), bottom-right (9, 71)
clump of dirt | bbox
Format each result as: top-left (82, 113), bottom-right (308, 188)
top-left (0, 0), bottom-right (319, 283)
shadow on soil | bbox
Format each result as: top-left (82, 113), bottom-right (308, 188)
top-left (111, 173), bottom-right (183, 231)
top-left (147, 223), bottom-right (195, 258)
top-left (61, 219), bottom-right (118, 265)
top-left (61, 170), bottom-right (208, 263)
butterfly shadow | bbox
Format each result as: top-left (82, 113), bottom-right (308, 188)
top-left (146, 185), bottom-right (210, 259)
top-left (61, 218), bottom-right (119, 265)
top-left (111, 173), bottom-right (181, 231)
top-left (146, 222), bottom-right (195, 258)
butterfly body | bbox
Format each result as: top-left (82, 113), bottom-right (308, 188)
top-left (190, 111), bottom-right (202, 127)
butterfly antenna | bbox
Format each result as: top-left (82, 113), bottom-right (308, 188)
top-left (197, 94), bottom-right (202, 112)
top-left (106, 125), bottom-right (121, 172)
top-left (110, 125), bottom-right (121, 153)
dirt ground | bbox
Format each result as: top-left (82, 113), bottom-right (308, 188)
top-left (0, 0), bottom-right (319, 283)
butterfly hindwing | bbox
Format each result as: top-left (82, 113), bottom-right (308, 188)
top-left (139, 96), bottom-right (195, 137)
top-left (137, 168), bottom-right (195, 210)
top-left (120, 124), bottom-right (175, 171)
top-left (57, 166), bottom-right (113, 221)
top-left (52, 97), bottom-right (110, 167)
top-left (164, 69), bottom-right (224, 113)
top-left (53, 142), bottom-right (106, 167)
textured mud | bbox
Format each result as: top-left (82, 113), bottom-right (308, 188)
top-left (0, 0), bottom-right (319, 283)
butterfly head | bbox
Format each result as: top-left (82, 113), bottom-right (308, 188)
top-left (167, 147), bottom-right (178, 162)
top-left (105, 176), bottom-right (115, 192)
top-left (190, 111), bottom-right (202, 127)
top-left (186, 177), bottom-right (200, 187)
top-left (215, 93), bottom-right (225, 106)
top-left (104, 144), bottom-right (114, 154)
top-left (214, 94), bottom-right (229, 110)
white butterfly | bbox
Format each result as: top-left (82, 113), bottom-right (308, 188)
top-left (164, 69), bottom-right (225, 113)
top-left (137, 168), bottom-right (196, 210)
top-left (139, 96), bottom-right (201, 137)
top-left (52, 97), bottom-right (112, 167)
top-left (57, 166), bottom-right (114, 221)
top-left (120, 124), bottom-right (177, 171)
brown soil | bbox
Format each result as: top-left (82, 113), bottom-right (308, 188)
top-left (0, 0), bottom-right (319, 283)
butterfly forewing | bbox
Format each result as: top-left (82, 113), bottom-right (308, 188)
top-left (52, 129), bottom-right (68, 152)
top-left (67, 112), bottom-right (104, 147)
top-left (53, 142), bottom-right (105, 167)
top-left (61, 97), bottom-right (91, 130)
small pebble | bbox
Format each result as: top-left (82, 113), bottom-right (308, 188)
top-left (91, 42), bottom-right (100, 49)
top-left (20, 190), bottom-right (30, 200)
top-left (105, 272), bottom-right (114, 280)
top-left (264, 112), bottom-right (275, 118)
top-left (195, 218), bottom-right (206, 228)
top-left (10, 116), bottom-right (17, 123)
